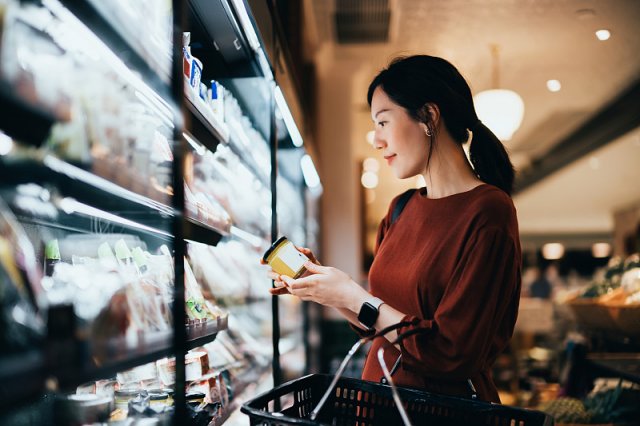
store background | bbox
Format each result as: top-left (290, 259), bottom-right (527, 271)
top-left (0, 0), bottom-right (639, 425)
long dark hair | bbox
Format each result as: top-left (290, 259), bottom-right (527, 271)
top-left (367, 55), bottom-right (515, 196)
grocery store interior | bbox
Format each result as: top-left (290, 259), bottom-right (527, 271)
top-left (1, 0), bottom-right (639, 425)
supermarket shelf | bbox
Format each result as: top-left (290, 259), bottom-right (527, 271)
top-left (54, 319), bottom-right (227, 390)
top-left (184, 216), bottom-right (227, 247)
top-left (0, 350), bottom-right (45, 409)
top-left (0, 156), bottom-right (176, 218)
top-left (214, 363), bottom-right (272, 426)
top-left (187, 0), bottom-right (263, 79)
top-left (0, 81), bottom-right (58, 147)
top-left (58, 0), bottom-right (172, 100)
top-left (185, 94), bottom-right (230, 154)
top-left (587, 353), bottom-right (640, 384)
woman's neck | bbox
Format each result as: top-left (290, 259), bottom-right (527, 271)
top-left (421, 136), bottom-right (482, 199)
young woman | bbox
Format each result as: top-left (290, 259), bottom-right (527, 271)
top-left (267, 55), bottom-right (521, 403)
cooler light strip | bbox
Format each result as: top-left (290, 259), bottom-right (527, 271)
top-left (274, 86), bottom-right (303, 147)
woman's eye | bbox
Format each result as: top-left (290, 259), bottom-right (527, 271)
top-left (377, 121), bottom-right (386, 128)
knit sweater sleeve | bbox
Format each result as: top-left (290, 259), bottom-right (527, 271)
top-left (395, 225), bottom-right (521, 379)
top-left (349, 197), bottom-right (396, 337)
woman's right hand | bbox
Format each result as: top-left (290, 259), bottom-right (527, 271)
top-left (264, 246), bottom-right (320, 295)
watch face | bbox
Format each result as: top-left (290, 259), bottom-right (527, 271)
top-left (358, 302), bottom-right (378, 328)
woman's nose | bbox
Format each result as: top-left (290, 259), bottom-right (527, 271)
top-left (373, 133), bottom-right (386, 150)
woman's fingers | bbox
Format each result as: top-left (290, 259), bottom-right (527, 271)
top-left (267, 271), bottom-right (281, 281)
top-left (295, 246), bottom-right (320, 265)
top-left (303, 261), bottom-right (331, 274)
top-left (269, 286), bottom-right (291, 295)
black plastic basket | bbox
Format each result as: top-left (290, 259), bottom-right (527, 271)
top-left (241, 373), bottom-right (553, 426)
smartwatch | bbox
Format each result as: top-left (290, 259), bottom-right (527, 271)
top-left (357, 297), bottom-right (385, 330)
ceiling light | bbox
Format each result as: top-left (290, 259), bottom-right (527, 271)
top-left (361, 171), bottom-right (378, 189)
top-left (591, 242), bottom-right (611, 258)
top-left (363, 157), bottom-right (380, 173)
top-left (542, 243), bottom-right (565, 260)
top-left (595, 29), bottom-right (610, 41)
top-left (546, 80), bottom-right (561, 92)
top-left (366, 130), bottom-right (375, 145)
top-left (473, 45), bottom-right (524, 141)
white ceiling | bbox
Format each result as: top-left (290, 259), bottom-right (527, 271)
top-left (305, 0), bottom-right (640, 242)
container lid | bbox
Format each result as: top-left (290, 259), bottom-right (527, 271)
top-left (149, 392), bottom-right (169, 401)
top-left (262, 236), bottom-right (289, 263)
top-left (185, 392), bottom-right (206, 401)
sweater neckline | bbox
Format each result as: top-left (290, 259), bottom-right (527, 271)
top-left (417, 183), bottom-right (489, 201)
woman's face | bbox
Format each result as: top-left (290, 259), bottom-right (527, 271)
top-left (370, 86), bottom-right (429, 179)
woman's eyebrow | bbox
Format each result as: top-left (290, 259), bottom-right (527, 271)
top-left (373, 108), bottom-right (390, 119)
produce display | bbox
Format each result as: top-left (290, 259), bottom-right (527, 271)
top-left (538, 382), bottom-right (640, 425)
top-left (566, 254), bottom-right (640, 336)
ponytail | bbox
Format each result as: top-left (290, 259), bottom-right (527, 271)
top-left (468, 121), bottom-right (515, 196)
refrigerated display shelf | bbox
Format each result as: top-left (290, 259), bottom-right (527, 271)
top-left (214, 364), bottom-right (272, 426)
top-left (58, 0), bottom-right (172, 100)
top-left (52, 319), bottom-right (227, 390)
top-left (184, 216), bottom-right (226, 247)
top-left (0, 156), bottom-right (176, 218)
top-left (587, 353), bottom-right (640, 384)
top-left (186, 94), bottom-right (230, 152)
top-left (0, 82), bottom-right (58, 148)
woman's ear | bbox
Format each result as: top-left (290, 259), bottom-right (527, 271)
top-left (424, 103), bottom-right (440, 125)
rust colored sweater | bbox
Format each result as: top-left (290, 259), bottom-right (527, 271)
top-left (360, 184), bottom-right (521, 403)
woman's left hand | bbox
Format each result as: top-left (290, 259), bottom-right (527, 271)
top-left (278, 262), bottom-right (368, 311)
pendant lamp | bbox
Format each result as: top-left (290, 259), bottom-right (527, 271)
top-left (473, 45), bottom-right (524, 141)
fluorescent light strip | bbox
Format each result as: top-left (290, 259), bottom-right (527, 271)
top-left (300, 154), bottom-right (321, 188)
top-left (274, 86), bottom-right (303, 147)
top-left (58, 197), bottom-right (172, 238)
top-left (256, 47), bottom-right (274, 81)
top-left (229, 0), bottom-right (261, 51)
top-left (230, 225), bottom-right (264, 248)
top-left (183, 132), bottom-right (206, 156)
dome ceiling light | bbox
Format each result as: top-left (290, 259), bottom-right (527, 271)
top-left (473, 45), bottom-right (525, 141)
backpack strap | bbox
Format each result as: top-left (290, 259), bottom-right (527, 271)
top-left (391, 188), bottom-right (417, 225)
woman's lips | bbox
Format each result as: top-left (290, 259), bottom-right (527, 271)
top-left (384, 154), bottom-right (396, 164)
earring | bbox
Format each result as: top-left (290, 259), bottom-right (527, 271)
top-left (425, 128), bottom-right (432, 137)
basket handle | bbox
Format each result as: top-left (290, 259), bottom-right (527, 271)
top-left (377, 327), bottom-right (478, 426)
top-left (309, 320), bottom-right (415, 421)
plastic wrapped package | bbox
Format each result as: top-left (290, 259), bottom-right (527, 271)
top-left (184, 183), bottom-right (232, 233)
top-left (184, 257), bottom-right (223, 324)
top-left (192, 145), bottom-right (270, 237)
top-left (226, 113), bottom-right (270, 182)
top-left (86, 0), bottom-right (173, 79)
top-left (277, 175), bottom-right (305, 246)
top-left (0, 198), bottom-right (44, 354)
top-left (188, 240), bottom-right (271, 306)
top-left (0, 2), bottom-right (72, 118)
top-left (39, 237), bottom-right (174, 339)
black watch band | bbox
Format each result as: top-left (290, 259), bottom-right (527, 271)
top-left (357, 297), bottom-right (384, 329)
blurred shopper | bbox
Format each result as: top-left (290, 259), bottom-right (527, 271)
top-left (266, 56), bottom-right (521, 403)
top-left (530, 266), bottom-right (553, 299)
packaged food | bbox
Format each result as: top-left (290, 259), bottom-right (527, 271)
top-left (262, 236), bottom-right (309, 279)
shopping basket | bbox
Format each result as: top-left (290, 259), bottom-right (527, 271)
top-left (242, 322), bottom-right (554, 426)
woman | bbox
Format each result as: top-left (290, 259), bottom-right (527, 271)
top-left (268, 55), bottom-right (521, 403)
